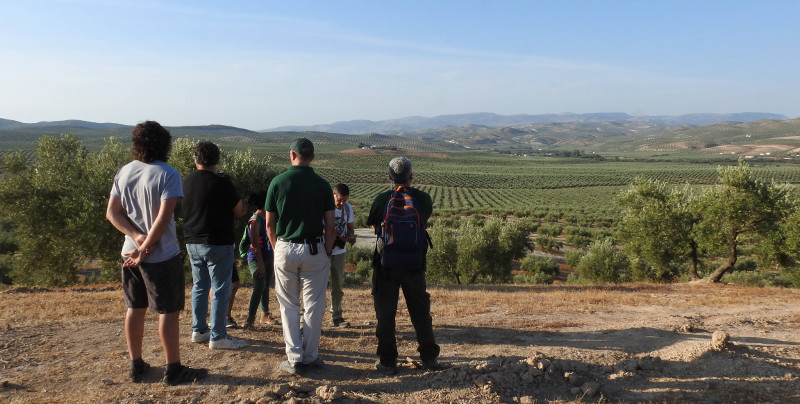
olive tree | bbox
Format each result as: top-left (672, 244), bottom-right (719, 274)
top-left (427, 217), bottom-right (531, 284)
top-left (616, 160), bottom-right (792, 284)
top-left (694, 160), bottom-right (791, 283)
top-left (616, 178), bottom-right (700, 281)
top-left (0, 135), bottom-right (127, 285)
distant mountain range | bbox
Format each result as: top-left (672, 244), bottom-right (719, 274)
top-left (1, 112), bottom-right (788, 135)
top-left (263, 112), bottom-right (789, 134)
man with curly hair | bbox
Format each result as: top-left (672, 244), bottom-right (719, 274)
top-left (106, 120), bottom-right (207, 385)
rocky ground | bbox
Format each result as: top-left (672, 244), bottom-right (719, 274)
top-left (1, 281), bottom-right (799, 403)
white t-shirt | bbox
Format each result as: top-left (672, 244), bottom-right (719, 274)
top-left (110, 160), bottom-right (183, 263)
top-left (331, 201), bottom-right (355, 256)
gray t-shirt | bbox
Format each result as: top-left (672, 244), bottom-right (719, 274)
top-left (110, 160), bottom-right (183, 263)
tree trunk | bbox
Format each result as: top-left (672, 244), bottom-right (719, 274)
top-left (688, 240), bottom-right (700, 281)
top-left (704, 236), bottom-right (738, 283)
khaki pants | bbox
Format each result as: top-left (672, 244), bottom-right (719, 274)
top-left (273, 240), bottom-right (330, 365)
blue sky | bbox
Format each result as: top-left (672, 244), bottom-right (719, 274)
top-left (2, 0), bottom-right (799, 130)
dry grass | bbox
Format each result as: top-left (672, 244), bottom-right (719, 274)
top-left (2, 282), bottom-right (800, 403)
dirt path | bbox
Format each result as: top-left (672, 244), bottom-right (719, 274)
top-left (1, 283), bottom-right (799, 403)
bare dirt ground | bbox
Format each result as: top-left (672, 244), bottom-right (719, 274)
top-left (1, 281), bottom-right (799, 404)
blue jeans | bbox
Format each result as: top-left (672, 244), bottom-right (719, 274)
top-left (187, 244), bottom-right (233, 342)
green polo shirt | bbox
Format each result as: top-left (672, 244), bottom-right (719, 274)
top-left (265, 165), bottom-right (335, 240)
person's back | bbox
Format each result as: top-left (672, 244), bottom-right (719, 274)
top-left (183, 170), bottom-right (238, 244)
top-left (366, 156), bottom-right (444, 376)
top-left (183, 141), bottom-right (247, 350)
top-left (266, 138), bottom-right (335, 374)
top-left (113, 159), bottom-right (182, 263)
top-left (106, 120), bottom-right (206, 386)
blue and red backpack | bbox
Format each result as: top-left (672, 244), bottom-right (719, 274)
top-left (379, 185), bottom-right (432, 271)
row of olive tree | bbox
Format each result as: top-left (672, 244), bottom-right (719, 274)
top-left (612, 159), bottom-right (799, 285)
top-left (0, 135), bottom-right (280, 286)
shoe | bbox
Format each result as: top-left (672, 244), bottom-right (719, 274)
top-left (162, 365), bottom-right (208, 386)
top-left (226, 316), bottom-right (238, 329)
top-left (209, 335), bottom-right (248, 350)
top-left (302, 358), bottom-right (324, 370)
top-left (279, 360), bottom-right (299, 375)
top-left (260, 312), bottom-right (280, 325)
top-left (191, 330), bottom-right (210, 343)
top-left (245, 316), bottom-right (255, 328)
top-left (421, 359), bottom-right (449, 371)
top-left (332, 318), bottom-right (351, 328)
top-left (129, 360), bottom-right (150, 383)
top-left (375, 361), bottom-right (398, 375)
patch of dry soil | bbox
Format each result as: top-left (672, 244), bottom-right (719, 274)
top-left (1, 283), bottom-right (799, 403)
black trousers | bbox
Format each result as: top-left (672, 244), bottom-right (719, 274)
top-left (371, 265), bottom-right (440, 365)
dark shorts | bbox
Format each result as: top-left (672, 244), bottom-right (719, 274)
top-left (122, 254), bottom-right (185, 314)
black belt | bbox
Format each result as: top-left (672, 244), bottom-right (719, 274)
top-left (279, 236), bottom-right (323, 244)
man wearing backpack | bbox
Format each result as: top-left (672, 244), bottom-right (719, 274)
top-left (366, 156), bottom-right (444, 375)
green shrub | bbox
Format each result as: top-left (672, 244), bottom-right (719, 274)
top-left (535, 235), bottom-right (561, 253)
top-left (520, 254), bottom-right (560, 275)
top-left (0, 231), bottom-right (17, 255)
top-left (564, 249), bottom-right (583, 269)
top-left (538, 223), bottom-right (563, 237)
top-left (513, 270), bottom-right (553, 284)
top-left (573, 237), bottom-right (628, 283)
top-left (346, 245), bottom-right (373, 265)
top-left (0, 254), bottom-right (15, 284)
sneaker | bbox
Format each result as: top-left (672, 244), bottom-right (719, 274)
top-left (375, 361), bottom-right (399, 375)
top-left (129, 360), bottom-right (150, 383)
top-left (226, 316), bottom-right (239, 329)
top-left (162, 365), bottom-right (208, 386)
top-left (279, 360), bottom-right (300, 375)
top-left (244, 316), bottom-right (255, 328)
top-left (421, 359), bottom-right (449, 371)
top-left (191, 330), bottom-right (210, 343)
top-left (209, 335), bottom-right (248, 350)
top-left (332, 318), bottom-right (351, 328)
top-left (302, 358), bottom-right (324, 370)
top-left (260, 312), bottom-right (280, 325)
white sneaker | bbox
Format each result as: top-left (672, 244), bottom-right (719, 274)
top-left (191, 330), bottom-right (210, 343)
top-left (209, 335), bottom-right (248, 350)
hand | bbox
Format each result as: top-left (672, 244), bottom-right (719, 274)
top-left (255, 262), bottom-right (265, 278)
top-left (122, 247), bottom-right (148, 267)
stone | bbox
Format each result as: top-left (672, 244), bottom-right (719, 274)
top-left (272, 383), bottom-right (292, 397)
top-left (315, 385), bottom-right (344, 401)
top-left (711, 331), bottom-right (730, 351)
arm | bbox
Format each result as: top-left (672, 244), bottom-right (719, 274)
top-left (123, 197), bottom-right (179, 267)
top-left (232, 200), bottom-right (246, 218)
top-left (106, 196), bottom-right (147, 247)
top-left (266, 211), bottom-right (278, 251)
top-left (323, 209), bottom-right (335, 255)
top-left (249, 218), bottom-right (266, 277)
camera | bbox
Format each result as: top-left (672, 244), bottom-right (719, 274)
top-left (333, 238), bottom-right (347, 249)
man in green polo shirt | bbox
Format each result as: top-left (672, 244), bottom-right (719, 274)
top-left (266, 138), bottom-right (335, 375)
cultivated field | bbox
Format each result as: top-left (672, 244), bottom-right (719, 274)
top-left (1, 282), bottom-right (799, 403)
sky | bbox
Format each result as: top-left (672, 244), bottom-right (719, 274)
top-left (2, 0), bottom-right (799, 130)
